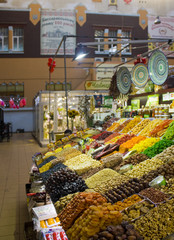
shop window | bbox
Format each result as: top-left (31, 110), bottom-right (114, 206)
top-left (94, 28), bottom-right (131, 55)
top-left (0, 27), bottom-right (8, 52)
top-left (13, 28), bottom-right (24, 52)
top-left (0, 26), bottom-right (24, 53)
top-left (121, 30), bottom-right (131, 55)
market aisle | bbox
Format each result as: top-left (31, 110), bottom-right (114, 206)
top-left (0, 133), bottom-right (45, 240)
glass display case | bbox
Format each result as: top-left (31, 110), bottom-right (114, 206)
top-left (34, 90), bottom-right (109, 146)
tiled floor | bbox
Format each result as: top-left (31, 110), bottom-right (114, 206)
top-left (0, 133), bottom-right (45, 240)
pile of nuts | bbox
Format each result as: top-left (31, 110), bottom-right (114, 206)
top-left (118, 153), bottom-right (149, 171)
top-left (139, 187), bottom-right (168, 204)
top-left (85, 169), bottom-right (129, 194)
top-left (140, 160), bottom-right (174, 183)
top-left (161, 178), bottom-right (174, 196)
top-left (124, 158), bottom-right (164, 179)
top-left (154, 145), bottom-right (174, 163)
top-left (122, 200), bottom-right (155, 222)
top-left (134, 198), bottom-right (174, 240)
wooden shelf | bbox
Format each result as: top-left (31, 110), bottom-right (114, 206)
top-left (129, 88), bottom-right (174, 99)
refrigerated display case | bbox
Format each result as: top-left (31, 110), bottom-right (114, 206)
top-left (34, 90), bottom-right (109, 146)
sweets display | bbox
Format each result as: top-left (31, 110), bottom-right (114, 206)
top-left (163, 121), bottom-right (174, 140)
top-left (140, 160), bottom-right (174, 183)
top-left (114, 119), bottom-right (131, 133)
top-left (30, 116), bottom-right (174, 240)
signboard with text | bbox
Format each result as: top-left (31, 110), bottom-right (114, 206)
top-left (40, 10), bottom-right (76, 55)
top-left (148, 16), bottom-right (174, 57)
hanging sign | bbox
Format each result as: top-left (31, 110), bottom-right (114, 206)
top-left (163, 92), bottom-right (174, 101)
top-left (85, 80), bottom-right (110, 90)
top-left (148, 16), bottom-right (174, 57)
top-left (40, 10), bottom-right (76, 55)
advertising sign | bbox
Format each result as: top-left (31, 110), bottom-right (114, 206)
top-left (40, 10), bottom-right (76, 55)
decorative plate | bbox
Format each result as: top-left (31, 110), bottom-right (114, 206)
top-left (131, 63), bottom-right (149, 88)
top-left (117, 67), bottom-right (131, 94)
top-left (148, 50), bottom-right (169, 85)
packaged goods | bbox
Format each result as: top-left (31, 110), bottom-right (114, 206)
top-left (64, 154), bottom-right (102, 175)
top-left (130, 119), bottom-right (151, 135)
top-left (89, 223), bottom-right (143, 240)
top-left (58, 192), bottom-right (107, 230)
top-left (121, 118), bottom-right (141, 133)
top-left (66, 202), bottom-right (123, 240)
top-left (124, 158), bottom-right (164, 179)
top-left (130, 137), bottom-right (160, 153)
top-left (139, 119), bottom-right (162, 136)
top-left (143, 139), bottom-right (174, 158)
top-left (134, 198), bottom-right (174, 240)
top-left (45, 168), bottom-right (87, 202)
top-left (104, 178), bottom-right (149, 203)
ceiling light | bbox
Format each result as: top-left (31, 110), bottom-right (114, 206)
top-left (154, 16), bottom-right (161, 25)
top-left (73, 44), bottom-right (89, 60)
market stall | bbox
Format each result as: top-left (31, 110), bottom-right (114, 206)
top-left (25, 117), bottom-right (174, 240)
